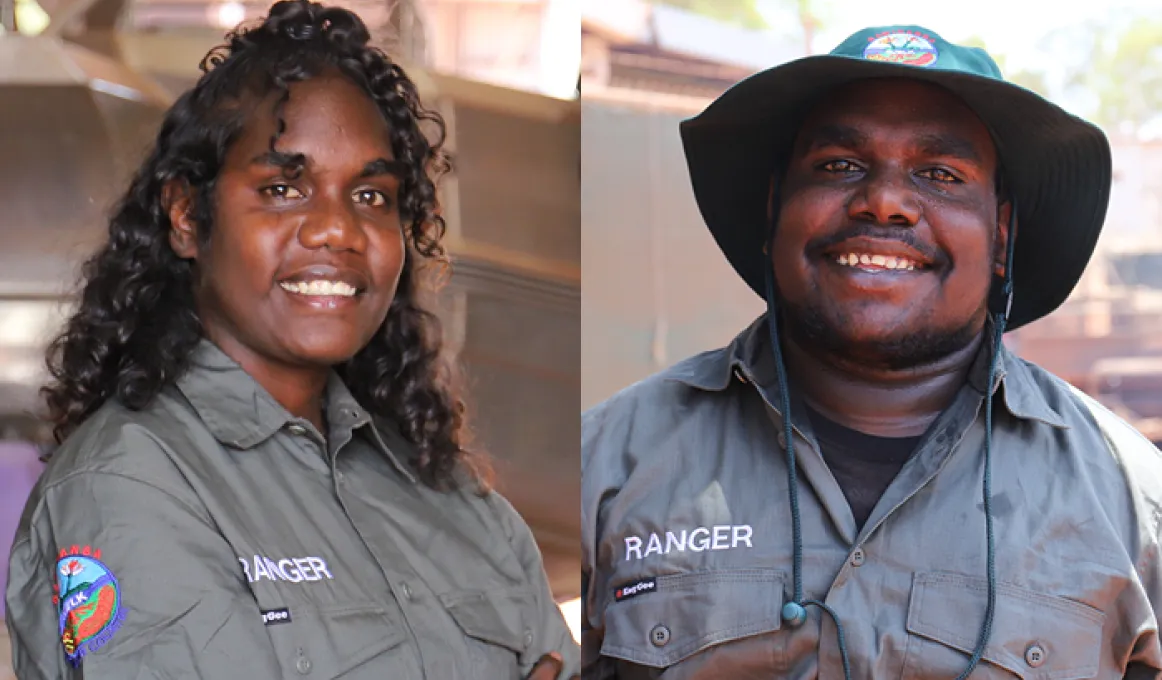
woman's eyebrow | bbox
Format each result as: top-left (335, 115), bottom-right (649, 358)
top-left (246, 152), bottom-right (406, 178)
top-left (249, 149), bottom-right (306, 170)
top-left (360, 158), bottom-right (407, 178)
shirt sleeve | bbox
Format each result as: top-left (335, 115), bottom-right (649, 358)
top-left (1126, 515), bottom-right (1162, 674)
top-left (579, 399), bottom-right (626, 680)
top-left (1074, 387), bottom-right (1162, 674)
top-left (6, 460), bottom-right (280, 679)
top-left (488, 492), bottom-right (581, 679)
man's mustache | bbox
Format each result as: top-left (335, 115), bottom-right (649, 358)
top-left (804, 223), bottom-right (946, 268)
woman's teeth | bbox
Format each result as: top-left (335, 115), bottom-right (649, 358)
top-left (279, 280), bottom-right (359, 297)
top-left (835, 253), bottom-right (918, 271)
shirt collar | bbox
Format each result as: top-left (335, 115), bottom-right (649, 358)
top-left (668, 314), bottom-right (1069, 430)
top-left (971, 327), bottom-right (1070, 429)
top-left (323, 372), bottom-right (417, 484)
top-left (175, 339), bottom-right (419, 481)
top-left (175, 340), bottom-right (290, 449)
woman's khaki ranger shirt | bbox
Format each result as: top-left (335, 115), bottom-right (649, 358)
top-left (581, 316), bottom-right (1162, 679)
top-left (6, 340), bottom-right (580, 679)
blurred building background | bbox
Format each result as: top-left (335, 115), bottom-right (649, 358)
top-left (581, 0), bottom-right (1162, 449)
top-left (0, 0), bottom-right (581, 670)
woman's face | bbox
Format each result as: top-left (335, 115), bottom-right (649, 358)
top-left (171, 72), bottom-right (407, 370)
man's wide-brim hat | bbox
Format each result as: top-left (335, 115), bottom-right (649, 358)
top-left (679, 25), bottom-right (1112, 331)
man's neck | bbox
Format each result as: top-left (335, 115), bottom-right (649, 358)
top-left (781, 327), bottom-right (985, 439)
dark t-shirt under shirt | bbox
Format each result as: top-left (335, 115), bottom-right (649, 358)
top-left (804, 405), bottom-right (922, 531)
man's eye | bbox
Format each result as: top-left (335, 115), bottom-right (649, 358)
top-left (918, 168), bottom-right (961, 183)
top-left (821, 160), bottom-right (861, 173)
top-left (261, 183), bottom-right (305, 200)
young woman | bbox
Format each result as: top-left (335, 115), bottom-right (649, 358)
top-left (4, 3), bottom-right (578, 678)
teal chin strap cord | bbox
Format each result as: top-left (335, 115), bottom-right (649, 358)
top-left (762, 200), bottom-right (1016, 679)
top-left (953, 199), bottom-right (1018, 680)
top-left (762, 262), bottom-right (852, 680)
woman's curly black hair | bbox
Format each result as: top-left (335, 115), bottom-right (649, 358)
top-left (42, 0), bottom-right (488, 491)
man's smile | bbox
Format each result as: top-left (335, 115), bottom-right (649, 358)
top-left (834, 252), bottom-right (921, 271)
top-left (815, 235), bottom-right (939, 290)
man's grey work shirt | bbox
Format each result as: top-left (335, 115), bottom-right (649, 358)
top-left (582, 316), bottom-right (1162, 679)
top-left (7, 340), bottom-right (579, 679)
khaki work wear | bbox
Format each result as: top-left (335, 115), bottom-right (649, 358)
top-left (581, 316), bottom-right (1162, 679)
top-left (7, 340), bottom-right (579, 679)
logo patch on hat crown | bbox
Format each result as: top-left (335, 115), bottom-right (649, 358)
top-left (53, 545), bottom-right (126, 666)
top-left (863, 32), bottom-right (939, 67)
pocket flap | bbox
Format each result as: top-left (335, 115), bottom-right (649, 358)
top-left (283, 604), bottom-right (408, 677)
top-left (440, 588), bottom-right (534, 654)
top-left (906, 572), bottom-right (1105, 679)
top-left (600, 568), bottom-right (786, 668)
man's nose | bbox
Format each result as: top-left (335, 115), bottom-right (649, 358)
top-left (848, 168), bottom-right (921, 227)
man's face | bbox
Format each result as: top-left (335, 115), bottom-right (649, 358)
top-left (773, 78), bottom-right (1009, 369)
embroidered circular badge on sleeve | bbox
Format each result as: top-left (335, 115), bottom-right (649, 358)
top-left (52, 546), bottom-right (126, 666)
top-left (863, 32), bottom-right (939, 67)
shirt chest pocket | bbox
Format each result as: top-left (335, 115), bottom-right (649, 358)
top-left (266, 604), bottom-right (409, 679)
top-left (599, 568), bottom-right (788, 679)
top-left (902, 572), bottom-right (1106, 680)
top-left (440, 587), bottom-right (538, 680)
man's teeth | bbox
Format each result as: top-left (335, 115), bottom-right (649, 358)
top-left (835, 253), bottom-right (918, 271)
top-left (279, 280), bottom-right (359, 297)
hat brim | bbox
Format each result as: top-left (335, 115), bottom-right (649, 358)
top-left (679, 55), bottom-right (1112, 331)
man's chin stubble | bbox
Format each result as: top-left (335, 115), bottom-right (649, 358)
top-left (779, 300), bottom-right (983, 372)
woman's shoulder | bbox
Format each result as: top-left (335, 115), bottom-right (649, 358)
top-left (429, 478), bottom-right (535, 552)
top-left (39, 387), bottom-right (203, 493)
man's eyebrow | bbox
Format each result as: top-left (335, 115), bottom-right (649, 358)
top-left (360, 158), bottom-right (407, 178)
top-left (801, 124), bottom-right (868, 152)
top-left (914, 133), bottom-right (983, 164)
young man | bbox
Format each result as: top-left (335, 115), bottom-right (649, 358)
top-left (582, 26), bottom-right (1162, 679)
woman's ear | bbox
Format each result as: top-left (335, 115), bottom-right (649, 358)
top-left (164, 181), bottom-right (199, 259)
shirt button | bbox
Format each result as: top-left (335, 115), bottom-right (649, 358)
top-left (850, 548), bottom-right (866, 567)
top-left (523, 629), bottom-right (534, 648)
top-left (401, 582), bottom-right (413, 601)
top-left (287, 424), bottom-right (308, 436)
top-left (649, 624), bottom-right (670, 647)
top-left (1025, 643), bottom-right (1047, 668)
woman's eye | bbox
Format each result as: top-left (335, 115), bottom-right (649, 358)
top-left (918, 168), bottom-right (960, 183)
top-left (353, 189), bottom-right (390, 208)
top-left (261, 183), bottom-right (304, 200)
